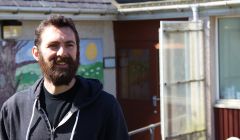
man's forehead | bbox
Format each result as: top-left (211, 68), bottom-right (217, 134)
top-left (42, 25), bottom-right (73, 34)
top-left (41, 26), bottom-right (76, 41)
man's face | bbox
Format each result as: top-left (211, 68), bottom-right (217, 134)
top-left (33, 25), bottom-right (79, 86)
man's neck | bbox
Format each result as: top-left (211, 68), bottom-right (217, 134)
top-left (43, 78), bottom-right (76, 95)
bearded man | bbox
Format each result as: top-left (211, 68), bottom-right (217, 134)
top-left (0, 15), bottom-right (129, 140)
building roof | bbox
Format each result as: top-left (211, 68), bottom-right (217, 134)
top-left (115, 0), bottom-right (160, 4)
top-left (115, 0), bottom-right (240, 21)
top-left (114, 0), bottom-right (222, 4)
top-left (0, 0), bottom-right (116, 11)
top-left (0, 0), bottom-right (117, 20)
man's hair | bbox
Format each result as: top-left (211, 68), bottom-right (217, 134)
top-left (34, 15), bottom-right (80, 50)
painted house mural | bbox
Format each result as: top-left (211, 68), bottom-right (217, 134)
top-left (0, 38), bottom-right (103, 107)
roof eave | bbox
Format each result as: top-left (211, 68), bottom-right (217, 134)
top-left (0, 6), bottom-right (118, 20)
top-left (115, 1), bottom-right (240, 20)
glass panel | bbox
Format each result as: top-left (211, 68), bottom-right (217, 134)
top-left (119, 48), bottom-right (151, 100)
top-left (218, 18), bottom-right (240, 99)
top-left (3, 26), bottom-right (22, 39)
top-left (160, 21), bottom-right (205, 140)
top-left (2, 20), bottom-right (22, 39)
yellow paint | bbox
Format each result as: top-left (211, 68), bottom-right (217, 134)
top-left (85, 43), bottom-right (97, 60)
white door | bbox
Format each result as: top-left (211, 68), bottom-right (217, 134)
top-left (159, 21), bottom-right (206, 140)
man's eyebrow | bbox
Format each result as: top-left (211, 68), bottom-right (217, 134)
top-left (48, 41), bottom-right (59, 45)
top-left (65, 40), bottom-right (76, 44)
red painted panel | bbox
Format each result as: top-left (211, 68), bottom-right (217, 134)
top-left (239, 111), bottom-right (240, 136)
top-left (114, 20), bottom-right (160, 41)
top-left (214, 108), bottom-right (220, 140)
top-left (228, 109), bottom-right (234, 137)
top-left (223, 109), bottom-right (228, 139)
top-left (219, 108), bottom-right (224, 140)
top-left (233, 110), bottom-right (239, 136)
top-left (214, 108), bottom-right (240, 140)
top-left (113, 18), bottom-right (187, 41)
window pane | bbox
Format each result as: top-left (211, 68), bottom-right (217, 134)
top-left (160, 21), bottom-right (205, 139)
top-left (118, 48), bottom-right (151, 100)
top-left (2, 20), bottom-right (22, 39)
top-left (219, 18), bottom-right (240, 99)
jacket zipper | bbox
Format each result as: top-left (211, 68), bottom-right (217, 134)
top-left (39, 108), bottom-right (55, 140)
top-left (39, 108), bottom-right (76, 140)
top-left (51, 129), bottom-right (55, 140)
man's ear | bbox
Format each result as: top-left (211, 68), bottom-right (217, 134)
top-left (32, 46), bottom-right (39, 61)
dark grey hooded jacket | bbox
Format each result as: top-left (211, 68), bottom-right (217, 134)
top-left (0, 76), bottom-right (129, 140)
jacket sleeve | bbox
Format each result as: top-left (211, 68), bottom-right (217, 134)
top-left (105, 99), bottom-right (130, 140)
top-left (0, 104), bottom-right (9, 140)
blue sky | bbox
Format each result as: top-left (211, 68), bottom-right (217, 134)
top-left (15, 40), bottom-right (35, 63)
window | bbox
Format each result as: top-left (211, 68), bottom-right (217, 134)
top-left (218, 17), bottom-right (240, 99)
top-left (1, 20), bottom-right (22, 39)
top-left (118, 48), bottom-right (151, 100)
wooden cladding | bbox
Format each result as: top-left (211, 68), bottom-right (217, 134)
top-left (214, 107), bottom-right (240, 140)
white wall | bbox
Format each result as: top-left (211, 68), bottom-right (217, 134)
top-left (20, 20), bottom-right (117, 96)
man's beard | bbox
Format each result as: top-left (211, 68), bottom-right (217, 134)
top-left (38, 52), bottom-right (79, 86)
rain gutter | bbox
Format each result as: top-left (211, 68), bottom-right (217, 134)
top-left (0, 6), bottom-right (118, 15)
top-left (117, 1), bottom-right (240, 13)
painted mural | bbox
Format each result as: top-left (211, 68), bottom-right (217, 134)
top-left (78, 39), bottom-right (103, 82)
top-left (0, 40), bottom-right (36, 106)
top-left (15, 41), bottom-right (39, 91)
top-left (0, 39), bottom-right (103, 107)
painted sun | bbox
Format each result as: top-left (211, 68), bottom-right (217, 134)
top-left (85, 42), bottom-right (98, 61)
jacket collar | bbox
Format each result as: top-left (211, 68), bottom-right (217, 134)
top-left (30, 76), bottom-right (102, 111)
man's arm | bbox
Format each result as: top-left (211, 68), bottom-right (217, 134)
top-left (0, 105), bottom-right (9, 140)
top-left (105, 99), bottom-right (130, 140)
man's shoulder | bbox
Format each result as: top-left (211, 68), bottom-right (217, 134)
top-left (11, 88), bottom-right (32, 99)
top-left (1, 88), bottom-right (34, 110)
top-left (98, 91), bottom-right (119, 106)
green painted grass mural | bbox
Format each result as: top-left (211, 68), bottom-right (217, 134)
top-left (16, 61), bottom-right (103, 91)
top-left (15, 63), bottom-right (41, 91)
top-left (77, 62), bottom-right (103, 82)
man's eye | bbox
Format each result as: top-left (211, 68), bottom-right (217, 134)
top-left (66, 44), bottom-right (75, 48)
top-left (49, 45), bottom-right (59, 49)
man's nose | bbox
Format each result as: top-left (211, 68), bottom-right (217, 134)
top-left (57, 46), bottom-right (67, 56)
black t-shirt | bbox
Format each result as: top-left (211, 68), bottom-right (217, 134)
top-left (40, 81), bottom-right (78, 128)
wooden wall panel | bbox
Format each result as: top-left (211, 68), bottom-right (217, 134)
top-left (214, 108), bottom-right (240, 140)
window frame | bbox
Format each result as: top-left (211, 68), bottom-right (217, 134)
top-left (215, 16), bottom-right (240, 109)
top-left (1, 20), bottom-right (22, 39)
